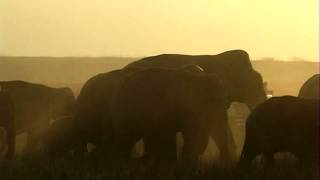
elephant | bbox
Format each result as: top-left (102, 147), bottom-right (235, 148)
top-left (125, 49), bottom-right (266, 108)
top-left (0, 81), bottom-right (76, 154)
top-left (298, 74), bottom-right (319, 99)
top-left (47, 65), bottom-right (209, 157)
top-left (0, 91), bottom-right (15, 159)
top-left (109, 67), bottom-right (230, 163)
top-left (47, 65), bottom-right (209, 155)
top-left (240, 96), bottom-right (319, 168)
top-left (43, 69), bottom-right (139, 157)
top-left (124, 50), bottom-right (266, 162)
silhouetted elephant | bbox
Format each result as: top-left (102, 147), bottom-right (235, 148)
top-left (61, 68), bottom-right (141, 157)
top-left (298, 74), bottom-right (319, 99)
top-left (0, 81), bottom-right (76, 154)
top-left (125, 50), bottom-right (266, 162)
top-left (125, 50), bottom-right (266, 108)
top-left (53, 65), bottom-right (210, 158)
top-left (110, 67), bottom-right (229, 163)
top-left (240, 96), bottom-right (318, 167)
top-left (0, 91), bottom-right (15, 159)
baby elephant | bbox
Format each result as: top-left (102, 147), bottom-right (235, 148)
top-left (240, 96), bottom-right (318, 167)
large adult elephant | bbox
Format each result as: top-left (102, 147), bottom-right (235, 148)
top-left (0, 81), bottom-right (76, 154)
top-left (0, 91), bottom-right (15, 159)
top-left (110, 67), bottom-right (229, 163)
top-left (125, 50), bottom-right (266, 162)
top-left (45, 65), bottom-right (214, 159)
top-left (240, 96), bottom-right (318, 167)
top-left (44, 69), bottom-right (139, 157)
top-left (125, 50), bottom-right (266, 108)
top-left (298, 74), bottom-right (319, 99)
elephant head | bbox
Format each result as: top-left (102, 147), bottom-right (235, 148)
top-left (49, 87), bottom-right (76, 120)
top-left (42, 116), bottom-right (79, 158)
top-left (233, 70), bottom-right (267, 109)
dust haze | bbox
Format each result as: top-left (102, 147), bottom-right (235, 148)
top-left (0, 0), bottom-right (319, 179)
top-left (0, 56), bottom-right (317, 157)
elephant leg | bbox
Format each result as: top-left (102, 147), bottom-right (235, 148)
top-left (25, 132), bottom-right (39, 155)
top-left (239, 143), bottom-right (259, 168)
top-left (211, 112), bottom-right (237, 164)
top-left (72, 139), bottom-right (88, 159)
top-left (5, 111), bottom-right (16, 159)
top-left (238, 130), bottom-right (263, 169)
top-left (90, 132), bottom-right (115, 161)
top-left (181, 129), bottom-right (209, 164)
top-left (72, 110), bottom-right (104, 157)
top-left (25, 126), bottom-right (48, 155)
top-left (5, 128), bottom-right (15, 159)
top-left (96, 113), bottom-right (116, 160)
top-left (144, 132), bottom-right (177, 162)
top-left (1, 121), bottom-right (15, 159)
top-left (296, 153), bottom-right (317, 179)
top-left (114, 130), bottom-right (139, 161)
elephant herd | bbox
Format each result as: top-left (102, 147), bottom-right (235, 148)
top-left (0, 50), bottom-right (318, 169)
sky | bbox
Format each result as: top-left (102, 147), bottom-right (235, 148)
top-left (0, 0), bottom-right (318, 61)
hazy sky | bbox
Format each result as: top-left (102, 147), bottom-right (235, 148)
top-left (0, 0), bottom-right (318, 61)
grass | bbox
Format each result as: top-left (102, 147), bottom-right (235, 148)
top-left (0, 154), bottom-right (316, 180)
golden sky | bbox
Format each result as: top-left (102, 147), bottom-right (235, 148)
top-left (0, 0), bottom-right (318, 61)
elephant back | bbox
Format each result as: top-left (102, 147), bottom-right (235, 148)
top-left (124, 50), bottom-right (266, 108)
top-left (298, 74), bottom-right (319, 99)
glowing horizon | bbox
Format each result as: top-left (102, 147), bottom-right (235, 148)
top-left (0, 0), bottom-right (318, 61)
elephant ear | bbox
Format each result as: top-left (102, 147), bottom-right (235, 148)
top-left (206, 73), bottom-right (231, 108)
top-left (180, 64), bottom-right (205, 73)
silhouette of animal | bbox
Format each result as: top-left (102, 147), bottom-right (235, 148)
top-left (125, 50), bottom-right (266, 108)
top-left (298, 74), bottom-right (319, 99)
top-left (0, 91), bottom-right (15, 159)
top-left (48, 65), bottom-right (209, 159)
top-left (44, 69), bottom-right (139, 157)
top-left (110, 67), bottom-right (230, 163)
top-left (125, 50), bottom-right (266, 163)
top-left (0, 81), bottom-right (76, 154)
top-left (240, 96), bottom-right (318, 167)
